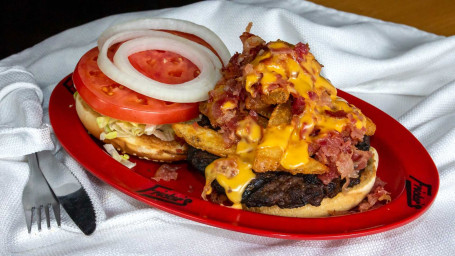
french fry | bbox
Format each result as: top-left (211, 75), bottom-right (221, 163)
top-left (245, 94), bottom-right (272, 112)
top-left (268, 101), bottom-right (292, 127)
top-left (253, 122), bottom-right (293, 172)
top-left (260, 87), bottom-right (289, 105)
top-left (253, 146), bottom-right (282, 172)
top-left (284, 158), bottom-right (329, 175)
top-left (172, 123), bottom-right (235, 157)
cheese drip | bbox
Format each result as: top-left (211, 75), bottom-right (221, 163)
top-left (203, 39), bottom-right (369, 208)
top-left (203, 117), bottom-right (260, 208)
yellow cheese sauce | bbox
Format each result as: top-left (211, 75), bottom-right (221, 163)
top-left (203, 40), bottom-right (369, 208)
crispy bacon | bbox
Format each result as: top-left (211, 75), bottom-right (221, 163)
top-left (336, 152), bottom-right (355, 180)
top-left (205, 29), bottom-right (372, 187)
top-left (308, 91), bottom-right (317, 101)
top-left (269, 45), bottom-right (294, 55)
top-left (318, 166), bottom-right (339, 185)
top-left (357, 178), bottom-right (392, 212)
top-left (203, 31), bottom-right (267, 145)
top-left (292, 95), bottom-right (306, 115)
top-left (313, 131), bottom-right (373, 184)
top-left (352, 149), bottom-right (372, 170)
top-left (240, 32), bottom-right (266, 56)
top-left (319, 91), bottom-right (332, 106)
top-left (152, 164), bottom-right (179, 182)
top-left (325, 110), bottom-right (348, 118)
top-left (211, 158), bottom-right (239, 178)
top-left (294, 42), bottom-right (310, 63)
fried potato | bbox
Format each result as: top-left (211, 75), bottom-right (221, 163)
top-left (284, 158), bottom-right (329, 175)
top-left (253, 102), bottom-right (293, 172)
top-left (255, 115), bottom-right (269, 128)
top-left (172, 123), bottom-right (235, 157)
top-left (365, 116), bottom-right (376, 136)
top-left (254, 147), bottom-right (329, 174)
top-left (245, 94), bottom-right (273, 118)
top-left (268, 101), bottom-right (292, 127)
top-left (260, 87), bottom-right (289, 105)
top-left (252, 102), bottom-right (292, 172)
top-left (253, 146), bottom-right (282, 172)
top-left (245, 94), bottom-right (271, 111)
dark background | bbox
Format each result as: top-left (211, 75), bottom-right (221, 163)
top-left (0, 0), bottom-right (202, 60)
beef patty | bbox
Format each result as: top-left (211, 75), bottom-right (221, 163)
top-left (187, 135), bottom-right (370, 209)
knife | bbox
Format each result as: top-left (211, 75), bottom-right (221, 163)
top-left (36, 150), bottom-right (96, 235)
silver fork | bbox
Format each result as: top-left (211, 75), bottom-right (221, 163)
top-left (22, 153), bottom-right (61, 233)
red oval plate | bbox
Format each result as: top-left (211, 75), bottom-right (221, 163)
top-left (49, 74), bottom-right (439, 240)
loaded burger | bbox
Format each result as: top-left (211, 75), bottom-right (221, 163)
top-left (173, 24), bottom-right (391, 217)
top-left (73, 18), bottom-right (230, 165)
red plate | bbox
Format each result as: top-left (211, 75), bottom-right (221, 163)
top-left (49, 74), bottom-right (439, 240)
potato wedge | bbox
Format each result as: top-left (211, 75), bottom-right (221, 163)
top-left (172, 123), bottom-right (235, 157)
top-left (268, 101), bottom-right (292, 127)
top-left (260, 87), bottom-right (289, 105)
top-left (283, 158), bottom-right (329, 175)
top-left (254, 147), bottom-right (329, 174)
top-left (245, 94), bottom-right (272, 112)
top-left (365, 116), bottom-right (376, 136)
top-left (253, 146), bottom-right (282, 172)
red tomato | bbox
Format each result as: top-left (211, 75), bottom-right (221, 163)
top-left (73, 47), bottom-right (200, 124)
top-left (73, 30), bottom-right (221, 124)
top-left (129, 50), bottom-right (200, 85)
top-left (73, 28), bottom-right (223, 125)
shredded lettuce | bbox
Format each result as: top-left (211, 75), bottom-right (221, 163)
top-left (96, 116), bottom-right (110, 129)
top-left (104, 131), bottom-right (117, 139)
top-left (96, 116), bottom-right (175, 141)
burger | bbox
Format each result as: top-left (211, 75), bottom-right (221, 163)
top-left (72, 18), bottom-right (230, 165)
top-left (173, 24), bottom-right (390, 217)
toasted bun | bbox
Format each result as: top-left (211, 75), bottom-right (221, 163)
top-left (245, 147), bottom-right (378, 217)
top-left (74, 93), bottom-right (187, 162)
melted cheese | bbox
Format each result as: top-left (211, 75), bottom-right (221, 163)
top-left (281, 131), bottom-right (310, 169)
top-left (245, 74), bottom-right (260, 95)
top-left (221, 101), bottom-right (236, 110)
top-left (204, 39), bottom-right (370, 208)
top-left (205, 157), bottom-right (256, 209)
top-left (258, 124), bottom-right (293, 151)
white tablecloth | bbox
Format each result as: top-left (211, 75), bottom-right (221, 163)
top-left (1, 0), bottom-right (454, 255)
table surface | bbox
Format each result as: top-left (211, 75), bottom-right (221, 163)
top-left (307, 0), bottom-right (455, 36)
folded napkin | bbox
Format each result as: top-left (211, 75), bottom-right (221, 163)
top-left (1, 0), bottom-right (454, 255)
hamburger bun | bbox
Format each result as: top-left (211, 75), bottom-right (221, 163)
top-left (74, 92), bottom-right (187, 162)
top-left (245, 147), bottom-right (378, 217)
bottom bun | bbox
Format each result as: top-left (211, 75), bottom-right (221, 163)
top-left (245, 147), bottom-right (378, 217)
top-left (75, 93), bottom-right (187, 162)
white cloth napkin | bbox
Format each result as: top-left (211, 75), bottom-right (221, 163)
top-left (1, 0), bottom-right (454, 255)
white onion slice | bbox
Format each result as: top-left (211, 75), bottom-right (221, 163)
top-left (98, 18), bottom-right (230, 65)
top-left (97, 19), bottom-right (230, 103)
top-left (113, 37), bottom-right (220, 101)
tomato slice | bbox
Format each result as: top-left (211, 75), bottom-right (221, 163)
top-left (129, 50), bottom-right (200, 85)
top-left (73, 35), bottom-right (210, 124)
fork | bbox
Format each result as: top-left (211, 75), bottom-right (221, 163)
top-left (22, 153), bottom-right (61, 233)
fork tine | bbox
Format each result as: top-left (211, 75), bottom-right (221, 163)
top-left (25, 208), bottom-right (33, 233)
top-left (23, 153), bottom-right (62, 233)
top-left (52, 202), bottom-right (61, 227)
top-left (44, 204), bottom-right (51, 229)
top-left (37, 206), bottom-right (42, 231)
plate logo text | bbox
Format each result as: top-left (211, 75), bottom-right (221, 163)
top-left (406, 175), bottom-right (432, 209)
top-left (137, 185), bottom-right (192, 206)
